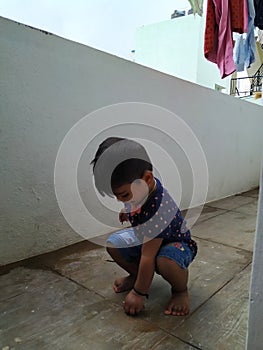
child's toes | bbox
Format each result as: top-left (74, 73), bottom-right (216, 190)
top-left (113, 281), bottom-right (121, 292)
top-left (164, 303), bottom-right (173, 315)
top-left (165, 290), bottom-right (190, 316)
top-left (113, 276), bottom-right (135, 293)
top-left (172, 306), bottom-right (182, 316)
top-left (172, 306), bottom-right (189, 316)
top-left (164, 309), bottom-right (172, 315)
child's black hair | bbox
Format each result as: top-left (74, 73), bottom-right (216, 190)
top-left (91, 137), bottom-right (153, 196)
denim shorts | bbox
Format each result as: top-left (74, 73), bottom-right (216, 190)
top-left (107, 228), bottom-right (195, 270)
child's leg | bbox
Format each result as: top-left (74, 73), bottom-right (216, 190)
top-left (107, 245), bottom-right (139, 292)
top-left (106, 228), bottom-right (141, 293)
top-left (156, 242), bottom-right (195, 316)
top-left (156, 256), bottom-right (189, 316)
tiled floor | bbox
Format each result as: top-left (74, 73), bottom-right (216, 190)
top-left (0, 189), bottom-right (258, 350)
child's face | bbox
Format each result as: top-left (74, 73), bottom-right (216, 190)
top-left (113, 179), bottom-right (150, 207)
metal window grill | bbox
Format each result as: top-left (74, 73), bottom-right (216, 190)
top-left (230, 64), bottom-right (263, 97)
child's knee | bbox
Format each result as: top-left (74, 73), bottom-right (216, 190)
top-left (106, 244), bottom-right (117, 254)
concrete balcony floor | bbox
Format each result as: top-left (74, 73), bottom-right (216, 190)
top-left (0, 188), bottom-right (259, 350)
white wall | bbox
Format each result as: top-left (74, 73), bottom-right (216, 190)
top-left (1, 17), bottom-right (263, 265)
top-left (135, 15), bottom-right (200, 83)
top-left (135, 12), bottom-right (231, 92)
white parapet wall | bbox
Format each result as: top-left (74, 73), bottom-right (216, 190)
top-left (1, 17), bottom-right (263, 265)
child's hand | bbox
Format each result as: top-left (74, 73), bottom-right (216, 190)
top-left (122, 290), bottom-right (145, 316)
top-left (119, 208), bottom-right (128, 224)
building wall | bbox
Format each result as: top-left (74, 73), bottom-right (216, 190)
top-left (135, 15), bottom-right (201, 83)
top-left (1, 17), bottom-right (263, 265)
top-left (135, 12), bottom-right (231, 92)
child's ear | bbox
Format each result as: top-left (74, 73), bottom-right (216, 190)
top-left (142, 170), bottom-right (153, 185)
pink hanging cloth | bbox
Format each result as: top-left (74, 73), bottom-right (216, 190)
top-left (230, 0), bottom-right (248, 34)
top-left (204, 0), bottom-right (238, 78)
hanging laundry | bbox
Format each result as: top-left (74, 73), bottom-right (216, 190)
top-left (204, 0), bottom-right (236, 78)
top-left (233, 0), bottom-right (256, 72)
top-left (230, 0), bottom-right (247, 34)
top-left (257, 29), bottom-right (263, 49)
top-left (233, 35), bottom-right (246, 72)
top-left (254, 0), bottom-right (263, 30)
top-left (188, 0), bottom-right (204, 16)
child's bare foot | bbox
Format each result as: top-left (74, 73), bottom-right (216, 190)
top-left (113, 275), bottom-right (136, 293)
top-left (164, 289), bottom-right (190, 316)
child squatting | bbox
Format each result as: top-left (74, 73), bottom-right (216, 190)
top-left (91, 137), bottom-right (197, 316)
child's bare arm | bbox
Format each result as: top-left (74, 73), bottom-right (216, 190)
top-left (123, 237), bottom-right (163, 315)
top-left (135, 237), bottom-right (163, 292)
